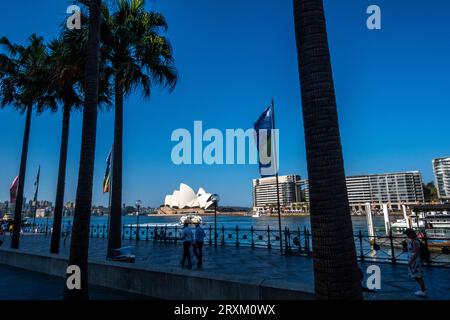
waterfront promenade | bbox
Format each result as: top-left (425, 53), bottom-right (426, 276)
top-left (1, 234), bottom-right (450, 300)
top-left (0, 264), bottom-right (149, 300)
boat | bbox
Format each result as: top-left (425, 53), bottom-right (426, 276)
top-left (389, 204), bottom-right (450, 251)
top-left (252, 211), bottom-right (261, 218)
top-left (179, 214), bottom-right (202, 225)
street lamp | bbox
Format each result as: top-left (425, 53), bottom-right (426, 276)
top-left (210, 194), bottom-right (220, 248)
top-left (135, 200), bottom-right (142, 241)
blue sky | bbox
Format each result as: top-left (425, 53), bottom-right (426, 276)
top-left (0, 0), bottom-right (449, 207)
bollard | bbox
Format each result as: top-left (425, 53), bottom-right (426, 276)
top-left (96, 225), bottom-right (99, 238)
top-left (389, 230), bottom-right (397, 264)
top-left (297, 227), bottom-right (302, 252)
top-left (146, 225), bottom-right (149, 241)
top-left (129, 225), bottom-right (132, 240)
top-left (251, 226), bottom-right (255, 248)
top-left (235, 225), bottom-right (239, 247)
top-left (267, 226), bottom-right (271, 249)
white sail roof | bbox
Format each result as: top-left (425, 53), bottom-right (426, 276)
top-left (164, 184), bottom-right (215, 209)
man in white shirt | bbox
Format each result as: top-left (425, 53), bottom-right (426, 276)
top-left (180, 223), bottom-right (193, 269)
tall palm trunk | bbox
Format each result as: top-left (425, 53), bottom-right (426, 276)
top-left (64, 0), bottom-right (102, 300)
top-left (11, 104), bottom-right (32, 249)
top-left (293, 0), bottom-right (362, 299)
top-left (107, 75), bottom-right (123, 258)
top-left (50, 104), bottom-right (71, 254)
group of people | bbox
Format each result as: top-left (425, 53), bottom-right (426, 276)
top-left (180, 222), bottom-right (206, 269)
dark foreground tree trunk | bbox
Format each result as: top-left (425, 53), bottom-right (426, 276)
top-left (293, 0), bottom-right (362, 299)
top-left (64, 0), bottom-right (102, 300)
top-left (107, 75), bottom-right (123, 258)
top-left (50, 104), bottom-right (71, 254)
top-left (11, 104), bottom-right (33, 249)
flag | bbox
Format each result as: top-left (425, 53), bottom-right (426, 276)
top-left (103, 149), bottom-right (112, 193)
top-left (33, 166), bottom-right (40, 203)
top-left (254, 104), bottom-right (277, 177)
top-left (10, 176), bottom-right (19, 204)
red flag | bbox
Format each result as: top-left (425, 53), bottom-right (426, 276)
top-left (10, 176), bottom-right (19, 204)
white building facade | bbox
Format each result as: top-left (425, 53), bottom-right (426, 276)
top-left (252, 175), bottom-right (302, 211)
top-left (300, 171), bottom-right (424, 211)
top-left (433, 157), bottom-right (450, 201)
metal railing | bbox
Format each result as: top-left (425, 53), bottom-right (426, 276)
top-left (21, 223), bottom-right (450, 266)
top-left (352, 230), bottom-right (450, 267)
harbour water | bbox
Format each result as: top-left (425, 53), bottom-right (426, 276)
top-left (33, 215), bottom-right (388, 235)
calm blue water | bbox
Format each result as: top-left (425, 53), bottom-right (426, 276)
top-left (32, 215), bottom-right (387, 234)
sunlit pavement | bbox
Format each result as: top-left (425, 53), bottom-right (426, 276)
top-left (1, 234), bottom-right (449, 300)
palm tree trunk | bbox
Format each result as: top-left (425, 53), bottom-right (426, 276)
top-left (293, 0), bottom-right (362, 299)
top-left (64, 0), bottom-right (102, 300)
top-left (107, 75), bottom-right (123, 258)
top-left (11, 104), bottom-right (32, 249)
top-left (50, 104), bottom-right (71, 254)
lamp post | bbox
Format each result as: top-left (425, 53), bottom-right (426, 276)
top-left (210, 194), bottom-right (220, 248)
top-left (135, 200), bottom-right (142, 241)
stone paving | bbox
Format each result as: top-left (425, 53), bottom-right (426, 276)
top-left (1, 234), bottom-right (450, 300)
top-left (0, 264), bottom-right (151, 300)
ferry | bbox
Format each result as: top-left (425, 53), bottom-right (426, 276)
top-left (252, 211), bottom-right (261, 218)
top-left (179, 214), bottom-right (202, 225)
top-left (390, 204), bottom-right (450, 251)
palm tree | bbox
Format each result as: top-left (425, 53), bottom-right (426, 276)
top-left (48, 37), bottom-right (83, 254)
top-left (49, 26), bottom-right (111, 255)
top-left (0, 34), bottom-right (53, 249)
top-left (103, 0), bottom-right (177, 258)
top-left (292, 0), bottom-right (362, 299)
top-left (64, 0), bottom-right (103, 300)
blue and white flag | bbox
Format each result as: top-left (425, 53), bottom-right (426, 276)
top-left (254, 105), bottom-right (279, 177)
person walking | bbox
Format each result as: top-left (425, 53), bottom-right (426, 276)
top-left (180, 223), bottom-right (193, 269)
top-left (404, 228), bottom-right (427, 297)
top-left (63, 221), bottom-right (72, 246)
top-left (193, 223), bottom-right (206, 266)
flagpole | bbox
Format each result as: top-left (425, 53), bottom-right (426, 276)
top-left (107, 146), bottom-right (113, 242)
top-left (32, 166), bottom-right (40, 229)
top-left (271, 98), bottom-right (283, 253)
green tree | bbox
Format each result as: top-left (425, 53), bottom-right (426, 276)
top-left (0, 34), bottom-right (53, 249)
top-left (48, 16), bottom-right (112, 254)
top-left (48, 36), bottom-right (83, 254)
top-left (64, 0), bottom-right (103, 300)
top-left (293, 0), bottom-right (362, 299)
top-left (423, 182), bottom-right (438, 202)
top-left (103, 0), bottom-right (177, 258)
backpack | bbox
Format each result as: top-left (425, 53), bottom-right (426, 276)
top-left (418, 240), bottom-right (431, 263)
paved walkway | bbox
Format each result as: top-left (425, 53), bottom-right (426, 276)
top-left (1, 234), bottom-right (450, 300)
top-left (0, 263), bottom-right (151, 300)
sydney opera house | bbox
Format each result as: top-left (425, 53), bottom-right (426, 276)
top-left (160, 183), bottom-right (215, 214)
